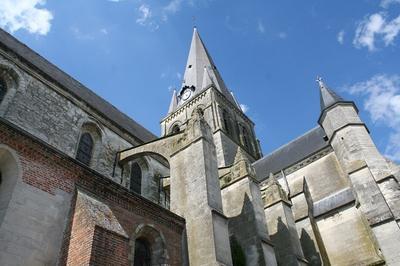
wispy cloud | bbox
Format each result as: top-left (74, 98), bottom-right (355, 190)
top-left (134, 0), bottom-right (210, 29)
top-left (381, 0), bottom-right (400, 8)
top-left (345, 74), bottom-right (400, 161)
top-left (257, 19), bottom-right (265, 34)
top-left (136, 4), bottom-right (152, 25)
top-left (353, 12), bottom-right (400, 51)
top-left (70, 27), bottom-right (109, 40)
top-left (164, 0), bottom-right (183, 15)
top-left (0, 0), bottom-right (53, 35)
top-left (278, 32), bottom-right (287, 39)
top-left (337, 30), bottom-right (345, 44)
top-left (240, 104), bottom-right (249, 113)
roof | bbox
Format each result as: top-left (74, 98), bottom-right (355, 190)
top-left (0, 28), bottom-right (156, 143)
top-left (171, 28), bottom-right (238, 111)
top-left (252, 126), bottom-right (329, 181)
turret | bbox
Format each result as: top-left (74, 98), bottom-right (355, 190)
top-left (317, 77), bottom-right (400, 263)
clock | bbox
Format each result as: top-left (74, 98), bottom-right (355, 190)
top-left (182, 87), bottom-right (192, 101)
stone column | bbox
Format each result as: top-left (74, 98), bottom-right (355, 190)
top-left (169, 109), bottom-right (233, 266)
top-left (221, 149), bottom-right (277, 266)
top-left (262, 173), bottom-right (308, 266)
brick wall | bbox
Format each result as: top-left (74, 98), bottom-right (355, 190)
top-left (90, 227), bottom-right (130, 266)
top-left (0, 120), bottom-right (185, 266)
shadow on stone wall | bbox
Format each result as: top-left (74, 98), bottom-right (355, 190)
top-left (300, 229), bottom-right (322, 266)
top-left (228, 194), bottom-right (265, 265)
top-left (230, 235), bottom-right (246, 266)
top-left (270, 217), bottom-right (300, 265)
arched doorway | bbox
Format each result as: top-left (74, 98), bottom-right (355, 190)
top-left (134, 238), bottom-right (151, 266)
top-left (130, 224), bottom-right (168, 265)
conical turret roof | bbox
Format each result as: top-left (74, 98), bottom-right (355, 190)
top-left (317, 77), bottom-right (344, 111)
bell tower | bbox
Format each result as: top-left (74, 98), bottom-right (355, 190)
top-left (161, 28), bottom-right (262, 167)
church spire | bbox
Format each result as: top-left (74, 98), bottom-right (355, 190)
top-left (317, 76), bottom-right (344, 112)
top-left (168, 89), bottom-right (178, 114)
top-left (172, 28), bottom-right (236, 111)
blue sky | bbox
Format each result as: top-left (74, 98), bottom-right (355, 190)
top-left (1, 0), bottom-right (400, 162)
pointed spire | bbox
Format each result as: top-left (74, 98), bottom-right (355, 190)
top-left (316, 76), bottom-right (344, 111)
top-left (201, 66), bottom-right (214, 90)
top-left (177, 28), bottom-right (236, 108)
top-left (168, 89), bottom-right (178, 114)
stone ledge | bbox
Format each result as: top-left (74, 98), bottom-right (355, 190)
top-left (313, 187), bottom-right (355, 218)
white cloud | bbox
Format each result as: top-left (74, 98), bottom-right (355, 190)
top-left (0, 0), bottom-right (53, 35)
top-left (240, 104), bottom-right (249, 113)
top-left (353, 12), bottom-right (400, 51)
top-left (136, 4), bottom-right (152, 25)
top-left (337, 30), bottom-right (345, 44)
top-left (100, 28), bottom-right (108, 35)
top-left (257, 20), bottom-right (265, 34)
top-left (381, 0), bottom-right (400, 8)
top-left (346, 74), bottom-right (400, 161)
top-left (164, 0), bottom-right (183, 14)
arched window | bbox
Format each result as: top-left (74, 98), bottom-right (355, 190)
top-left (76, 133), bottom-right (94, 166)
top-left (130, 162), bottom-right (142, 194)
top-left (0, 77), bottom-right (7, 103)
top-left (222, 110), bottom-right (232, 135)
top-left (134, 238), bottom-right (151, 266)
top-left (171, 124), bottom-right (180, 134)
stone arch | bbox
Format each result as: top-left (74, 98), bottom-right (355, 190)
top-left (0, 64), bottom-right (24, 116)
top-left (0, 144), bottom-right (22, 227)
top-left (129, 224), bottom-right (169, 265)
top-left (75, 120), bottom-right (103, 167)
top-left (190, 104), bottom-right (205, 117)
top-left (169, 121), bottom-right (183, 135)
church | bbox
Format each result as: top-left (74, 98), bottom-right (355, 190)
top-left (0, 26), bottom-right (399, 265)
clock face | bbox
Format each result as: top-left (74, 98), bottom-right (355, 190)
top-left (182, 88), bottom-right (192, 100)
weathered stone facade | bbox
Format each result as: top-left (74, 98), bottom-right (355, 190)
top-left (1, 25), bottom-right (400, 266)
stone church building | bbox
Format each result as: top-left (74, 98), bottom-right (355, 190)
top-left (0, 26), bottom-right (399, 265)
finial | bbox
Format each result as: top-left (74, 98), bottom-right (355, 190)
top-left (192, 16), bottom-right (197, 29)
top-left (316, 76), bottom-right (325, 89)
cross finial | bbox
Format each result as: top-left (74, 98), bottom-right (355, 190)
top-left (192, 16), bottom-right (197, 28)
top-left (316, 76), bottom-right (325, 88)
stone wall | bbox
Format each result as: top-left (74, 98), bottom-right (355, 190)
top-left (161, 87), bottom-right (260, 168)
top-left (260, 150), bottom-right (388, 265)
top-left (0, 51), bottom-right (169, 204)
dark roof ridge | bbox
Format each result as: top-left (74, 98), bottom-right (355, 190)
top-left (264, 126), bottom-right (322, 157)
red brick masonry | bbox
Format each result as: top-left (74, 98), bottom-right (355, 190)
top-left (0, 119), bottom-right (185, 265)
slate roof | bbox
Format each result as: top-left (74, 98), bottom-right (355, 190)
top-left (171, 28), bottom-right (238, 111)
top-left (252, 126), bottom-right (329, 181)
top-left (0, 28), bottom-right (156, 143)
